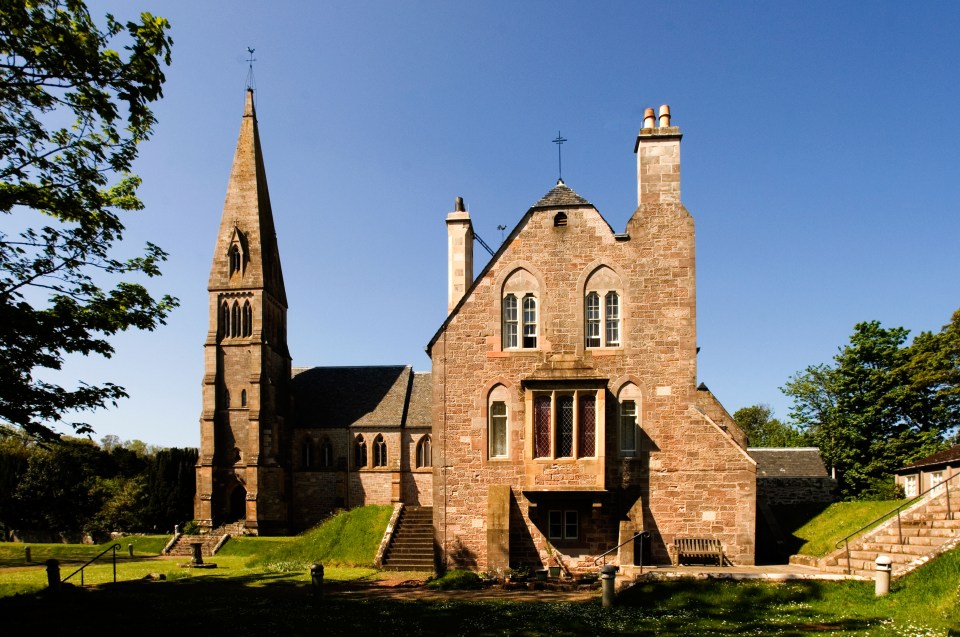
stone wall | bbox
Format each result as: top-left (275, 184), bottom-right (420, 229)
top-left (758, 477), bottom-right (836, 505)
top-left (431, 166), bottom-right (756, 571)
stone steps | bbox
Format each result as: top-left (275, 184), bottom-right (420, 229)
top-left (806, 487), bottom-right (959, 577)
top-left (382, 506), bottom-right (435, 572)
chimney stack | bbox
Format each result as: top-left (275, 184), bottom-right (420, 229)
top-left (446, 197), bottom-right (474, 312)
top-left (634, 104), bottom-right (682, 207)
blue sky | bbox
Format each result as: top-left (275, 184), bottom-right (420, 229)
top-left (52, 1), bottom-right (960, 447)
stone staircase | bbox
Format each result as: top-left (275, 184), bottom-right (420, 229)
top-left (163, 522), bottom-right (245, 557)
top-left (793, 483), bottom-right (960, 578)
top-left (381, 506), bottom-right (435, 572)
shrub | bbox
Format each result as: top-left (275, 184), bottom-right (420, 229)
top-left (426, 569), bottom-right (483, 590)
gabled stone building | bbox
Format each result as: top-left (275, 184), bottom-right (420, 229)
top-left (196, 93), bottom-right (758, 569)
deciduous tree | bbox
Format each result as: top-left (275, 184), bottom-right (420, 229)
top-left (0, 0), bottom-right (176, 442)
top-left (733, 404), bottom-right (806, 447)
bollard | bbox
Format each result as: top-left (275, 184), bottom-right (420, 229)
top-left (600, 564), bottom-right (619, 608)
top-left (24, 546), bottom-right (31, 563)
top-left (46, 559), bottom-right (61, 592)
top-left (128, 543), bottom-right (134, 557)
top-left (310, 563), bottom-right (324, 599)
top-left (875, 555), bottom-right (892, 596)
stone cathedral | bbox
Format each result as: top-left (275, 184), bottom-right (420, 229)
top-left (196, 90), bottom-right (761, 571)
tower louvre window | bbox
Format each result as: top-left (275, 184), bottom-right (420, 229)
top-left (229, 244), bottom-right (242, 276)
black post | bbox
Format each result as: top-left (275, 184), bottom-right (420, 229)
top-left (46, 559), bottom-right (61, 592)
top-left (310, 563), bottom-right (324, 599)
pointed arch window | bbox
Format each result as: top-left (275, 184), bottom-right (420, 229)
top-left (355, 435), bottom-right (367, 469)
top-left (502, 268), bottom-right (539, 351)
top-left (242, 301), bottom-right (253, 337)
top-left (584, 266), bottom-right (622, 349)
top-left (302, 438), bottom-right (313, 469)
top-left (489, 401), bottom-right (508, 459)
top-left (618, 383), bottom-right (641, 457)
top-left (229, 245), bottom-right (242, 276)
top-left (503, 294), bottom-right (518, 349)
top-left (522, 294), bottom-right (538, 348)
top-left (231, 302), bottom-right (240, 338)
top-left (319, 438), bottom-right (333, 469)
top-left (221, 301), bottom-right (231, 338)
top-left (240, 389), bottom-right (247, 407)
top-left (372, 434), bottom-right (387, 468)
top-left (416, 435), bottom-right (432, 468)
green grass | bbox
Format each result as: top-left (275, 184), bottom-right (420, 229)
top-left (774, 500), bottom-right (910, 557)
top-left (0, 547), bottom-right (957, 635)
top-left (245, 505), bottom-right (393, 570)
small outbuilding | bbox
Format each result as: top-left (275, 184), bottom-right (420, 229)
top-left (894, 444), bottom-right (960, 498)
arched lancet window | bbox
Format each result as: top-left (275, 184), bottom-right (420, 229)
top-left (229, 245), bottom-right (242, 276)
top-left (502, 268), bottom-right (539, 350)
top-left (231, 301), bottom-right (240, 338)
top-left (372, 434), bottom-right (387, 468)
top-left (416, 435), bottom-right (432, 468)
top-left (240, 389), bottom-right (247, 407)
top-left (319, 438), bottom-right (333, 469)
top-left (242, 301), bottom-right (252, 337)
top-left (355, 435), bottom-right (367, 469)
top-left (302, 438), bottom-right (313, 469)
top-left (584, 266), bottom-right (622, 349)
top-left (221, 301), bottom-right (231, 338)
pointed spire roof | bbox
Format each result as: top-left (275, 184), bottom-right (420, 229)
top-left (209, 89), bottom-right (287, 306)
top-left (531, 179), bottom-right (592, 209)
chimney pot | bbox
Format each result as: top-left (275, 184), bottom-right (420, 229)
top-left (455, 196), bottom-right (465, 212)
top-left (643, 107), bottom-right (656, 129)
top-left (658, 104), bottom-right (671, 128)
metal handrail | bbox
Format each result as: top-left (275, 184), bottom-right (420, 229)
top-left (835, 470), bottom-right (959, 574)
top-left (594, 530), bottom-right (650, 572)
top-left (62, 543), bottom-right (122, 586)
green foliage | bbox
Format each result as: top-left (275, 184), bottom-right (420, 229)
top-left (246, 505), bottom-right (393, 570)
top-left (426, 569), bottom-right (483, 590)
top-left (0, 435), bottom-right (197, 536)
top-left (181, 520), bottom-right (200, 535)
top-left (0, 0), bottom-right (177, 442)
top-left (733, 404), bottom-right (806, 447)
top-left (783, 314), bottom-right (959, 498)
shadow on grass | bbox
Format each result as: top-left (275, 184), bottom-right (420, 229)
top-left (0, 573), bottom-right (892, 636)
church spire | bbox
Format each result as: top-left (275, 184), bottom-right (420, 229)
top-left (209, 88), bottom-right (287, 306)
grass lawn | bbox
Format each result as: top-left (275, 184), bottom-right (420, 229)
top-left (0, 505), bottom-right (956, 635)
top-left (773, 500), bottom-right (911, 557)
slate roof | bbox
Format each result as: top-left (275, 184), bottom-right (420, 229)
top-left (406, 372), bottom-right (433, 428)
top-left (290, 365), bottom-right (429, 429)
top-left (896, 444), bottom-right (960, 472)
top-left (748, 448), bottom-right (829, 478)
top-left (531, 180), bottom-right (592, 209)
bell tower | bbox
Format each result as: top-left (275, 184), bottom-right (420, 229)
top-left (196, 89), bottom-right (291, 534)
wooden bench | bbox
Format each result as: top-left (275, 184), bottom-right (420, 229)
top-left (675, 537), bottom-right (724, 566)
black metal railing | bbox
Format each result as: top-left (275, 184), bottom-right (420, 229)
top-left (62, 543), bottom-right (122, 586)
top-left (835, 471), bottom-right (959, 574)
top-left (594, 531), bottom-right (650, 573)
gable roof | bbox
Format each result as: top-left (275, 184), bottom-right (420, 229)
top-left (426, 180), bottom-right (603, 353)
top-left (290, 366), bottom-right (429, 428)
top-left (896, 444), bottom-right (960, 472)
top-left (748, 448), bottom-right (829, 478)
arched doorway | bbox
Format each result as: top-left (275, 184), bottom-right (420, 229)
top-left (228, 483), bottom-right (247, 522)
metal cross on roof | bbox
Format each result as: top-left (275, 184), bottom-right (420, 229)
top-left (552, 131), bottom-right (567, 181)
top-left (245, 47), bottom-right (257, 90)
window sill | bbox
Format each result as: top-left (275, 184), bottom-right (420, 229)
top-left (488, 350), bottom-right (540, 358)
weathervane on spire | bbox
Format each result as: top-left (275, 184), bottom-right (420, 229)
top-left (245, 47), bottom-right (257, 90)
top-left (552, 131), bottom-right (567, 182)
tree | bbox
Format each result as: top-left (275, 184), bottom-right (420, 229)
top-left (0, 1), bottom-right (176, 443)
top-left (783, 317), bottom-right (958, 499)
top-left (733, 404), bottom-right (806, 447)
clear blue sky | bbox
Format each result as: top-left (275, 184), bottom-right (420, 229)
top-left (59, 1), bottom-right (960, 447)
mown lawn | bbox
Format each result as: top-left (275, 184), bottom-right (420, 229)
top-left (1, 504), bottom-right (956, 636)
